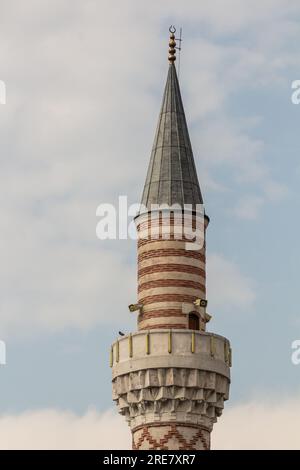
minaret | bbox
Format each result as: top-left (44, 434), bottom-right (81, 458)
top-left (111, 28), bottom-right (231, 451)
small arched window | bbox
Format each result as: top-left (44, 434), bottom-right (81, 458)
top-left (188, 312), bottom-right (200, 330)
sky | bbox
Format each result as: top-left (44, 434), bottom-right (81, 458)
top-left (0, 0), bottom-right (300, 449)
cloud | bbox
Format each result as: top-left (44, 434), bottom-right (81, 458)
top-left (0, 409), bottom-right (130, 450)
top-left (233, 183), bottom-right (289, 219)
top-left (213, 396), bottom-right (300, 449)
top-left (207, 253), bottom-right (256, 310)
top-left (263, 180), bottom-right (289, 202)
top-left (0, 243), bottom-right (136, 336)
top-left (1, 395), bottom-right (300, 449)
top-left (0, 0), bottom-right (297, 337)
top-left (195, 116), bottom-right (289, 219)
top-left (197, 118), bottom-right (266, 181)
top-left (233, 195), bottom-right (265, 220)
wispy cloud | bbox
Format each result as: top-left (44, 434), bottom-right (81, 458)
top-left (233, 195), bottom-right (265, 220)
top-left (214, 395), bottom-right (300, 449)
top-left (1, 394), bottom-right (300, 449)
top-left (0, 0), bottom-right (297, 337)
top-left (0, 409), bottom-right (130, 450)
top-left (207, 253), bottom-right (256, 310)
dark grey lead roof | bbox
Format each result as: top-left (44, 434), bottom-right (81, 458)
top-left (140, 63), bottom-right (203, 211)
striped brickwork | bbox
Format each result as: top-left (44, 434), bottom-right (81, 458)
top-left (136, 211), bottom-right (208, 330)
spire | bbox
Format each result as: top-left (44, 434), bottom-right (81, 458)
top-left (140, 28), bottom-right (203, 211)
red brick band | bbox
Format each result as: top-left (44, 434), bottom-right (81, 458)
top-left (139, 293), bottom-right (205, 305)
top-left (138, 249), bottom-right (206, 263)
top-left (137, 218), bottom-right (204, 230)
top-left (138, 236), bottom-right (204, 246)
top-left (138, 263), bottom-right (206, 278)
top-left (132, 421), bottom-right (211, 433)
top-left (139, 323), bottom-right (187, 330)
top-left (139, 309), bottom-right (185, 319)
top-left (138, 279), bottom-right (205, 293)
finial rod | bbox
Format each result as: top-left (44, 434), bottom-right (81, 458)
top-left (168, 25), bottom-right (176, 63)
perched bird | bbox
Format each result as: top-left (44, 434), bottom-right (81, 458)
top-left (118, 331), bottom-right (125, 336)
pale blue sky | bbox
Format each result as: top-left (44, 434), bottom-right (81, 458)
top-left (0, 0), bottom-right (300, 436)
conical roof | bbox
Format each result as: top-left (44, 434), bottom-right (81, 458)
top-left (140, 63), bottom-right (203, 211)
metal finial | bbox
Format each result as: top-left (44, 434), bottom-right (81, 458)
top-left (168, 25), bottom-right (176, 63)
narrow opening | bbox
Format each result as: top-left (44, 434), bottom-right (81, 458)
top-left (188, 312), bottom-right (200, 330)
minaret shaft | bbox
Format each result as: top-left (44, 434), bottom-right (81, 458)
top-left (136, 212), bottom-right (208, 331)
